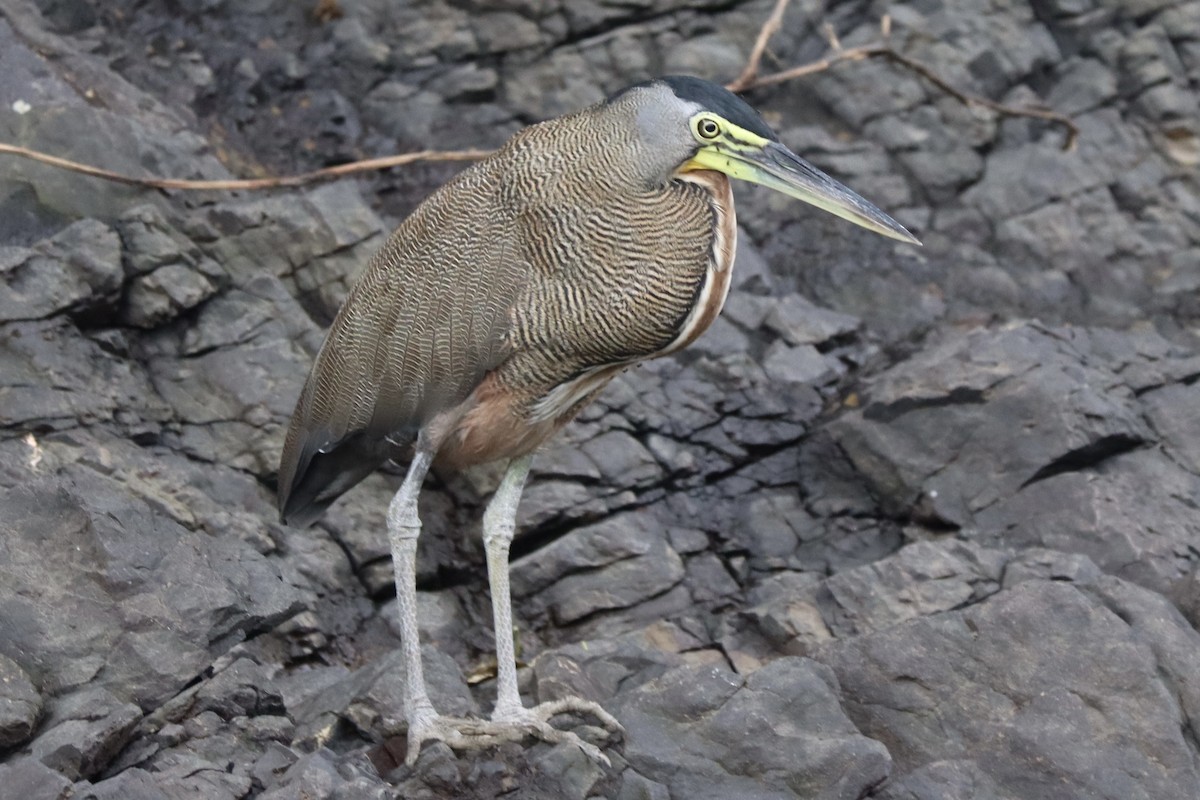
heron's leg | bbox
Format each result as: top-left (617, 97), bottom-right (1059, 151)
top-left (481, 454), bottom-right (534, 719)
top-left (476, 455), bottom-right (624, 763)
top-left (386, 447), bottom-right (436, 760)
top-left (394, 452), bottom-right (622, 767)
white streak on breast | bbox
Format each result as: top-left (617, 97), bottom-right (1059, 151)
top-left (656, 170), bottom-right (737, 356)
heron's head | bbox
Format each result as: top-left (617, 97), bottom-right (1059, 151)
top-left (609, 75), bottom-right (920, 245)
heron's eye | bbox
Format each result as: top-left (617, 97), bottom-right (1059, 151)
top-left (696, 118), bottom-right (721, 140)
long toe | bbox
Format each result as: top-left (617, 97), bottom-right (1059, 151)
top-left (405, 712), bottom-right (471, 766)
top-left (492, 696), bottom-right (622, 734)
top-left (404, 700), bottom-right (621, 767)
top-left (489, 696), bottom-right (623, 765)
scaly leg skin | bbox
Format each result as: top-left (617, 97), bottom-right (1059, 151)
top-left (385, 447), bottom-right (445, 765)
top-left (395, 453), bottom-right (622, 766)
top-left (478, 455), bottom-right (622, 764)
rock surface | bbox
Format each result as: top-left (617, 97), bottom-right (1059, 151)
top-left (1, 0), bottom-right (1198, 797)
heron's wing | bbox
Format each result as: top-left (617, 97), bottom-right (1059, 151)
top-left (278, 161), bottom-right (526, 525)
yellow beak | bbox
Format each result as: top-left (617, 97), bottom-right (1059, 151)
top-left (688, 140), bottom-right (921, 245)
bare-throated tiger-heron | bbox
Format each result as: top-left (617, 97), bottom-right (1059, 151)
top-left (278, 75), bottom-right (918, 765)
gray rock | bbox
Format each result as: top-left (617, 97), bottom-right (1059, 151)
top-left (817, 580), bottom-right (1200, 798)
top-left (875, 759), bottom-right (1008, 800)
top-left (0, 758), bottom-right (73, 800)
top-left (614, 658), bottom-right (891, 800)
top-left (115, 204), bottom-right (210, 278)
top-left (721, 572), bottom-right (829, 665)
top-left (1046, 57), bottom-right (1119, 114)
top-left (532, 619), bottom-right (705, 704)
top-left (1085, 575), bottom-right (1200, 744)
top-left (820, 540), bottom-right (1005, 638)
top-left (617, 770), bottom-right (671, 800)
top-left (1001, 547), bottom-right (1104, 587)
top-left (720, 540), bottom-right (1005, 665)
top-left (514, 478), bottom-right (626, 532)
top-left (684, 552), bottom-right (740, 604)
top-left (1169, 562), bottom-right (1200, 629)
top-left (278, 646), bottom-right (477, 748)
top-left (0, 653), bottom-right (42, 748)
top-left (122, 263), bottom-right (217, 328)
top-left (579, 430), bottom-right (661, 485)
top-left (0, 467), bottom-right (305, 713)
top-left (80, 764), bottom-right (252, 800)
top-left (538, 530), bottom-right (685, 625)
top-left (258, 748), bottom-right (391, 799)
top-left (192, 657), bottom-right (284, 720)
top-left (974, 448), bottom-right (1200, 593)
top-left (762, 341), bottom-right (839, 385)
top-left (0, 7), bottom-right (229, 224)
top-left (763, 292), bottom-right (861, 346)
top-left (963, 140), bottom-right (1108, 221)
top-left (1142, 379), bottom-right (1200, 473)
top-left (0, 220), bottom-right (122, 322)
top-left (830, 323), bottom-right (1200, 594)
top-left (832, 323), bottom-right (1154, 526)
top-left (511, 512), bottom-right (660, 598)
top-left (3, 0), bottom-right (1200, 797)
top-left (737, 489), bottom-right (814, 567)
top-left (663, 33), bottom-right (746, 82)
top-left (0, 318), bottom-right (167, 434)
top-left (528, 741), bottom-right (605, 800)
top-left (30, 688), bottom-right (142, 781)
top-left (471, 11), bottom-right (543, 52)
top-left (252, 742), bottom-right (300, 790)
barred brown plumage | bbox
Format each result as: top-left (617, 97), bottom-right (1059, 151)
top-left (276, 75), bottom-right (918, 765)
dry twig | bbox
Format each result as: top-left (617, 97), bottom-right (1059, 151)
top-left (0, 1), bottom-right (1077, 193)
top-left (726, 3), bottom-right (1079, 151)
top-left (0, 142), bottom-right (492, 191)
top-left (729, 0), bottom-right (791, 93)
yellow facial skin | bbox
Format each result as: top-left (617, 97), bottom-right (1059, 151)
top-left (681, 113), bottom-right (920, 245)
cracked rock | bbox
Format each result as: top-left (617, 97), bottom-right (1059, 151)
top-left (832, 323), bottom-right (1155, 525)
top-left (0, 220), bottom-right (122, 323)
top-left (0, 758), bottom-right (73, 800)
top-left (0, 654), bottom-right (42, 749)
top-left (122, 263), bottom-right (217, 328)
top-left (613, 658), bottom-right (891, 800)
top-left (519, 515), bottom-right (687, 626)
top-left (30, 688), bottom-right (142, 781)
top-left (0, 467), bottom-right (305, 713)
top-left (4, 0), bottom-right (1200, 795)
top-left (974, 447), bottom-right (1200, 593)
top-left (817, 579), bottom-right (1200, 799)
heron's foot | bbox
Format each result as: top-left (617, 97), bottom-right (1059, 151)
top-left (405, 697), bottom-right (622, 767)
top-left (491, 695), bottom-right (623, 765)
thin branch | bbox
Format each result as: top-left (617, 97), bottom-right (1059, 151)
top-left (728, 0), bottom-right (792, 93)
top-left (727, 7), bottom-right (1079, 151)
top-left (732, 39), bottom-right (881, 89)
top-left (0, 3), bottom-right (1079, 193)
top-left (0, 142), bottom-right (492, 191)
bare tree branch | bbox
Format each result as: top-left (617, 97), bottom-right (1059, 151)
top-left (727, 4), bottom-right (1079, 151)
top-left (0, 2), bottom-right (1079, 193)
top-left (729, 0), bottom-right (791, 93)
top-left (0, 142), bottom-right (493, 191)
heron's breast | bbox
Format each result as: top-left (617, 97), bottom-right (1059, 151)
top-left (522, 172), bottom-right (736, 425)
top-left (654, 170), bottom-right (737, 356)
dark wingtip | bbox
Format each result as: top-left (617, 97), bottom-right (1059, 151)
top-left (278, 500), bottom-right (329, 530)
top-left (276, 429), bottom-right (392, 531)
